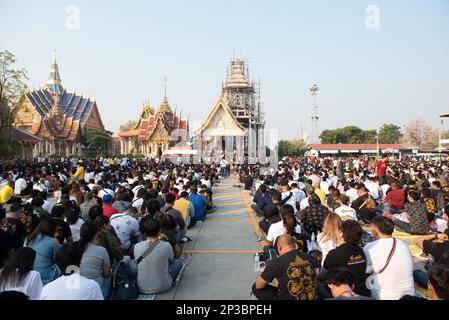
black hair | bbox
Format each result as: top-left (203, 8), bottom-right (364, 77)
top-left (164, 192), bottom-right (176, 204)
top-left (428, 264), bottom-right (449, 300)
top-left (0, 247), bottom-right (36, 290)
top-left (27, 218), bottom-right (56, 244)
top-left (340, 220), bottom-right (363, 245)
top-left (51, 205), bottom-right (66, 218)
top-left (77, 222), bottom-right (98, 253)
top-left (324, 268), bottom-right (355, 287)
top-left (55, 243), bottom-right (84, 274)
top-left (141, 218), bottom-right (161, 237)
top-left (94, 214), bottom-right (109, 229)
top-left (0, 291), bottom-right (29, 300)
top-left (263, 205), bottom-right (279, 220)
top-left (31, 196), bottom-right (44, 207)
top-left (309, 194), bottom-right (321, 206)
top-left (271, 190), bottom-right (282, 202)
top-left (408, 190), bottom-right (420, 202)
top-left (144, 199), bottom-right (161, 219)
top-left (65, 206), bottom-right (80, 225)
top-left (88, 205), bottom-right (103, 222)
top-left (372, 215), bottom-right (395, 236)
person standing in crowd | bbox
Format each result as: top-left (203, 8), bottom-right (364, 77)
top-left (376, 154), bottom-right (388, 178)
top-left (363, 216), bottom-right (415, 300)
top-left (0, 247), bottom-right (43, 300)
top-left (5, 204), bottom-right (27, 250)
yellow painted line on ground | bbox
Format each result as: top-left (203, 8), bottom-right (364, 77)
top-left (241, 191), bottom-right (267, 250)
top-left (184, 249), bottom-right (260, 254)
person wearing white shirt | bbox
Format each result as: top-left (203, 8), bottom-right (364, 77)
top-left (364, 177), bottom-right (380, 201)
top-left (110, 207), bottom-right (141, 250)
top-left (346, 183), bottom-right (359, 205)
top-left (280, 182), bottom-right (298, 214)
top-left (40, 243), bottom-right (103, 300)
top-left (0, 248), bottom-right (43, 300)
top-left (363, 216), bottom-right (415, 300)
top-left (291, 183), bottom-right (306, 208)
top-left (14, 175), bottom-right (28, 196)
top-left (334, 195), bottom-right (358, 221)
top-left (317, 213), bottom-right (341, 265)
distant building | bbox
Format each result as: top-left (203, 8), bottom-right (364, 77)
top-left (12, 57), bottom-right (105, 157)
top-left (195, 58), bottom-right (266, 164)
top-left (118, 96), bottom-right (190, 158)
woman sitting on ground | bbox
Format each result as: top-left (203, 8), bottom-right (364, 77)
top-left (24, 218), bottom-right (60, 285)
top-left (78, 222), bottom-right (111, 299)
top-left (94, 214), bottom-right (124, 264)
top-left (317, 213), bottom-right (342, 264)
top-left (0, 247), bottom-right (43, 300)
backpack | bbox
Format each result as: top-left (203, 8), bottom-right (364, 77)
top-left (108, 261), bottom-right (139, 300)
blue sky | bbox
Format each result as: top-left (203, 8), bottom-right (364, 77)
top-left (1, 0), bottom-right (448, 139)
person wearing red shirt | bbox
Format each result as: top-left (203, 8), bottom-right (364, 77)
top-left (376, 155), bottom-right (388, 178)
top-left (381, 182), bottom-right (405, 213)
top-left (102, 194), bottom-right (118, 218)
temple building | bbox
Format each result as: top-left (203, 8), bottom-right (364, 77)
top-left (12, 57), bottom-right (106, 157)
top-left (118, 93), bottom-right (190, 158)
top-left (195, 58), bottom-right (266, 164)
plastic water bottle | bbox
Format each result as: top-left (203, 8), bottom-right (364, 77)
top-left (254, 253), bottom-right (260, 272)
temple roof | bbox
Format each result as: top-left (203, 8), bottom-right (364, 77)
top-left (45, 59), bottom-right (65, 96)
top-left (224, 59), bottom-right (252, 89)
top-left (26, 89), bottom-right (97, 126)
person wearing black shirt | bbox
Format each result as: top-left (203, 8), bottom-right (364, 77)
top-left (323, 220), bottom-right (370, 297)
top-left (351, 186), bottom-right (377, 223)
top-left (51, 205), bottom-right (73, 244)
top-left (241, 172), bottom-right (253, 191)
top-left (252, 234), bottom-right (318, 300)
top-left (0, 207), bottom-right (13, 268)
top-left (4, 204), bottom-right (27, 250)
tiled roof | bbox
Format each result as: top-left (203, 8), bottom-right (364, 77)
top-left (26, 89), bottom-right (95, 126)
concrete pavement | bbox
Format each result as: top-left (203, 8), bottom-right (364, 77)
top-left (157, 177), bottom-right (262, 300)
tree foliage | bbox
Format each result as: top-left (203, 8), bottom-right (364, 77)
top-left (319, 126), bottom-right (374, 144)
top-left (278, 139), bottom-right (308, 158)
top-left (119, 120), bottom-right (137, 132)
top-left (0, 50), bottom-right (28, 128)
top-left (83, 129), bottom-right (113, 155)
top-left (378, 124), bottom-right (402, 144)
top-left (401, 118), bottom-right (438, 150)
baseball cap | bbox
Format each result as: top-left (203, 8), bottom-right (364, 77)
top-left (102, 194), bottom-right (113, 203)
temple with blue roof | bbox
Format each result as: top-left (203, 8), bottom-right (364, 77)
top-left (12, 57), bottom-right (106, 157)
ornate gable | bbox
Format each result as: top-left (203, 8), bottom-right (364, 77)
top-left (197, 96), bottom-right (246, 137)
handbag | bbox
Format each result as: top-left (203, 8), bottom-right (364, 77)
top-left (371, 238), bottom-right (397, 276)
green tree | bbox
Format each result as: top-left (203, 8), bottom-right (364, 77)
top-left (363, 130), bottom-right (377, 144)
top-left (119, 119), bottom-right (137, 132)
top-left (0, 50), bottom-right (28, 128)
top-left (83, 129), bottom-right (113, 156)
top-left (378, 124), bottom-right (402, 144)
top-left (319, 130), bottom-right (337, 144)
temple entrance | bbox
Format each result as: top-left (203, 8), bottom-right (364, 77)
top-left (157, 143), bottom-right (163, 158)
